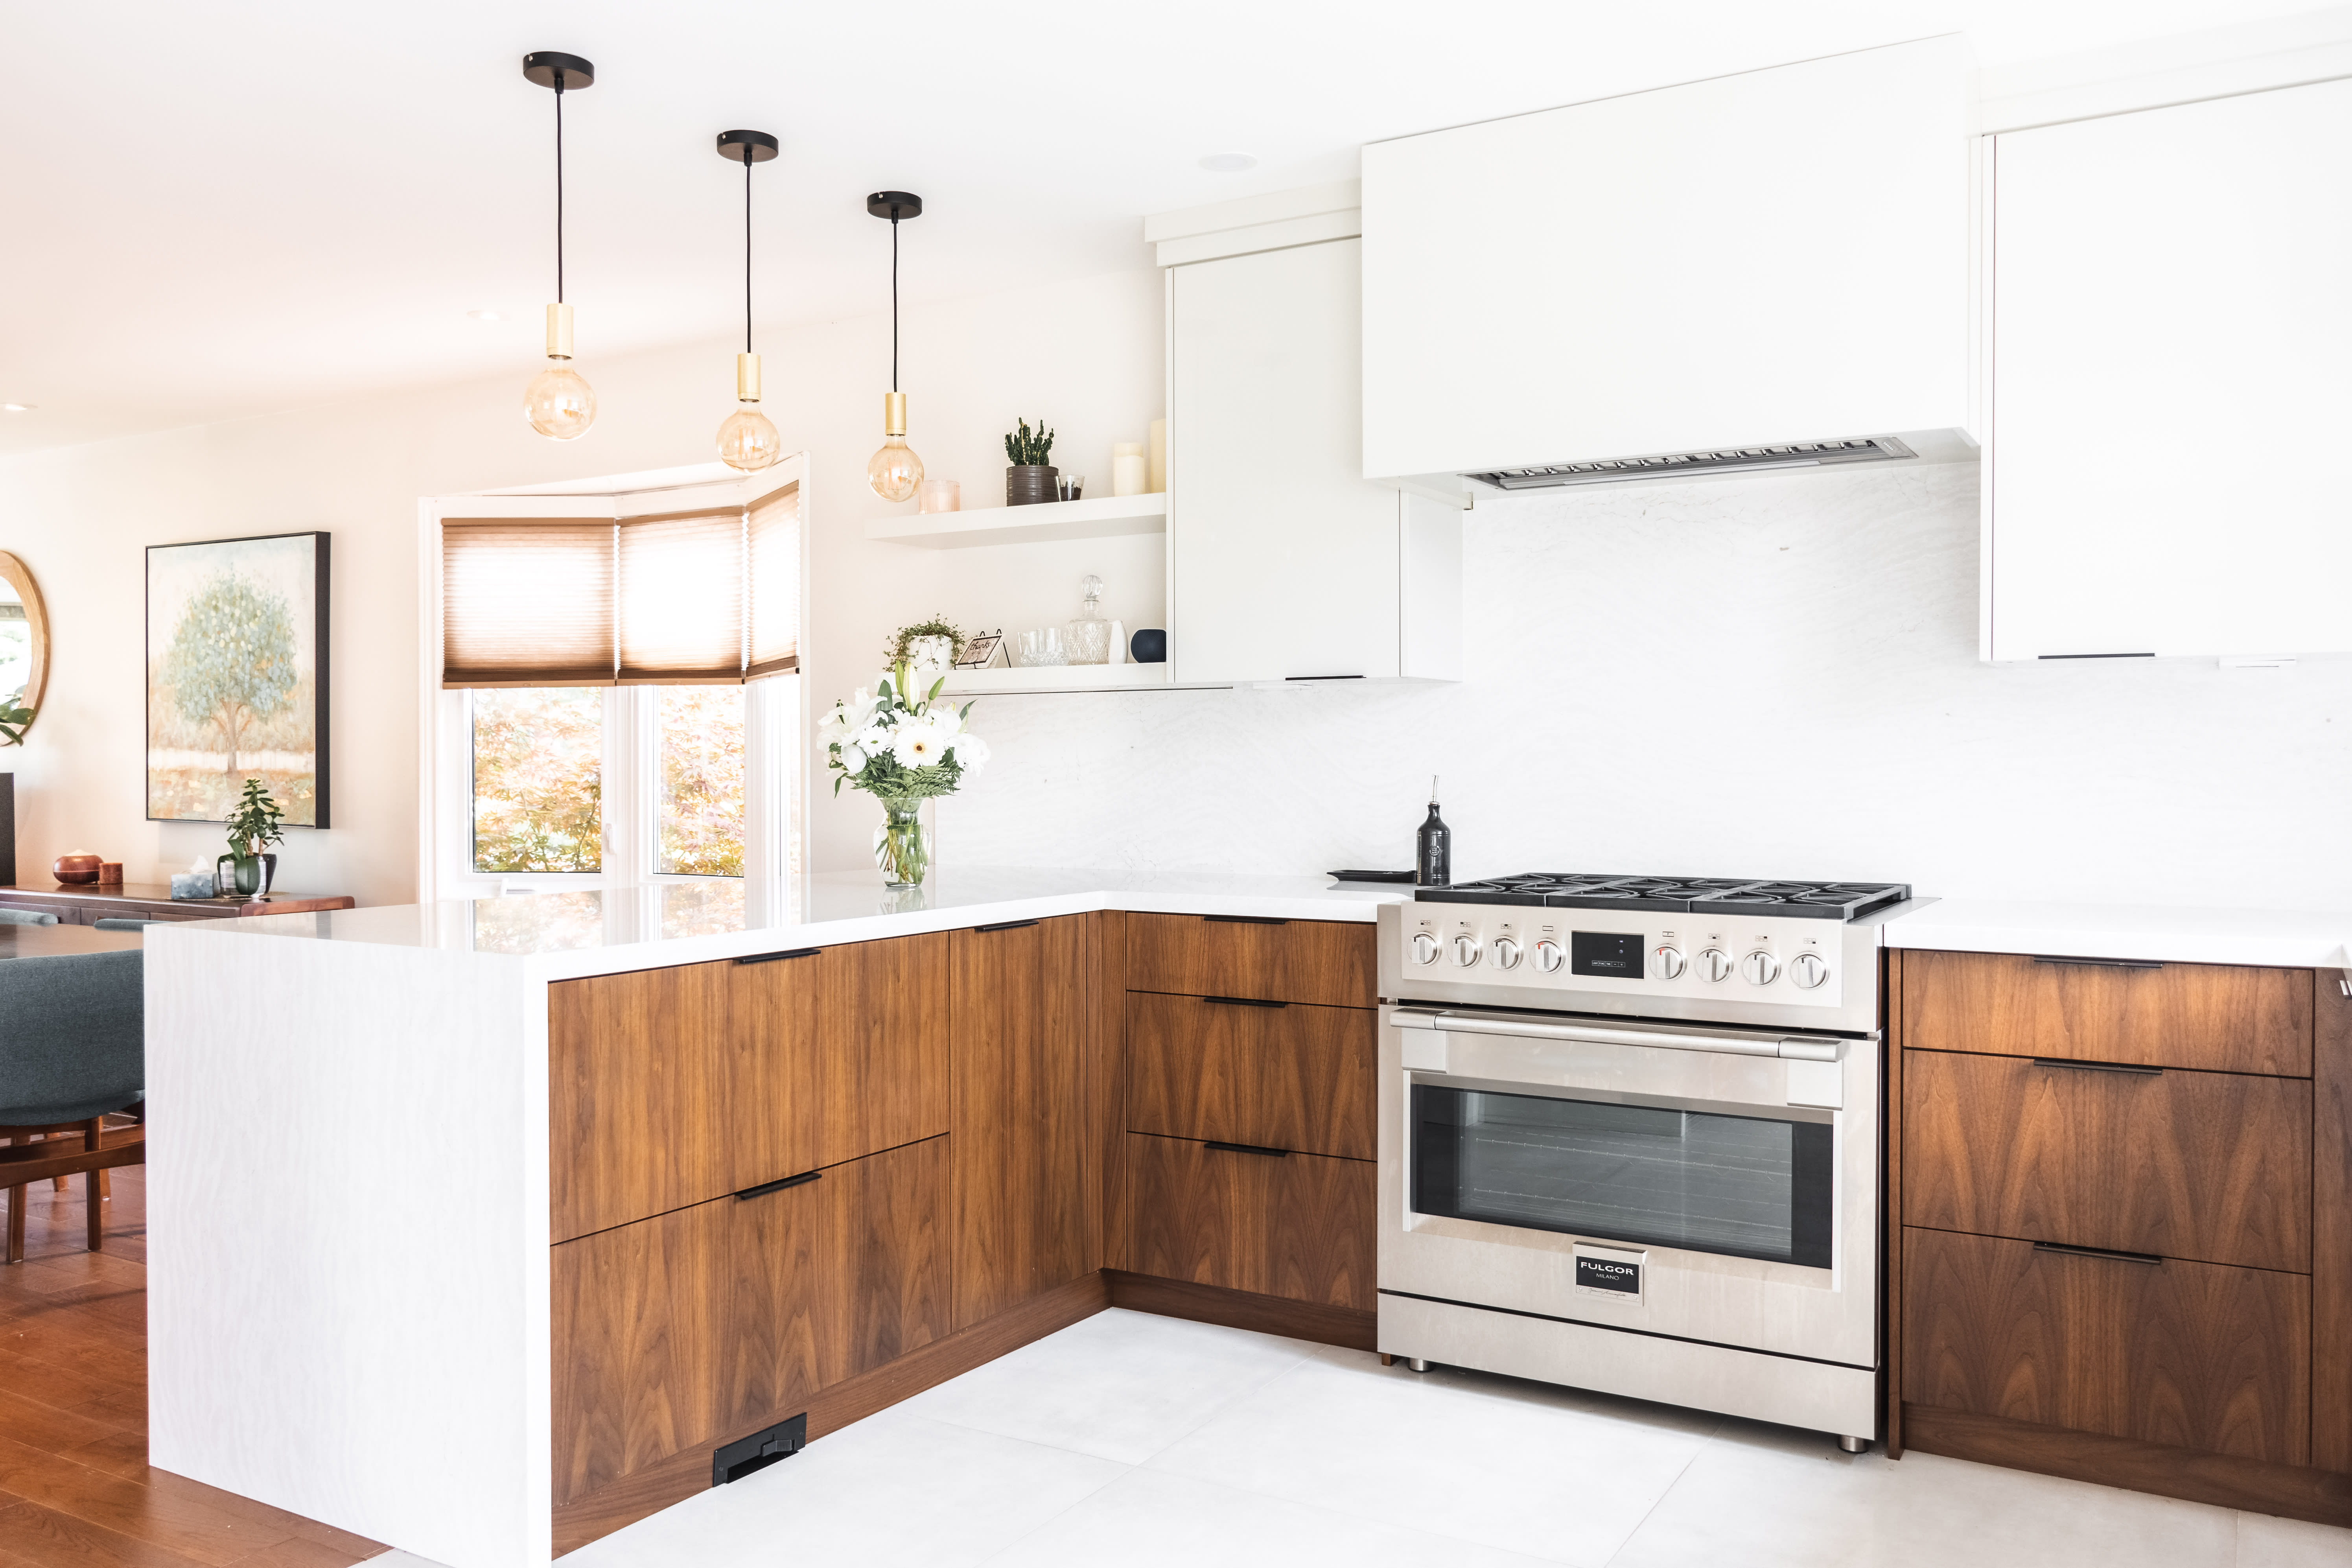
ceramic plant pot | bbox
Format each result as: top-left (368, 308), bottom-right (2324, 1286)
top-left (1006, 464), bottom-right (1058, 507)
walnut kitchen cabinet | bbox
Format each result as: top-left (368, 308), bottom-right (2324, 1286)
top-left (1888, 949), bottom-right (2352, 1527)
top-left (1108, 914), bottom-right (1381, 1339)
top-left (949, 915), bottom-right (1100, 1330)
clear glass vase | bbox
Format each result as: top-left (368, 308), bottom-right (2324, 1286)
top-left (873, 797), bottom-right (933, 888)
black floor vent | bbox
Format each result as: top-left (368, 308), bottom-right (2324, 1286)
top-left (713, 1413), bottom-right (807, 1485)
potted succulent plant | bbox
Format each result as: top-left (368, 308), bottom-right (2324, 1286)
top-left (221, 776), bottom-right (286, 898)
top-left (1004, 418), bottom-right (1057, 506)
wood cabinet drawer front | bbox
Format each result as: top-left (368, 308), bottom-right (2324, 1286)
top-left (552, 1135), bottom-right (949, 1507)
top-left (1125, 913), bottom-right (1376, 1008)
top-left (1903, 1227), bottom-right (2309, 1465)
top-left (1125, 992), bottom-right (1376, 1160)
top-left (551, 932), bottom-right (950, 1244)
top-left (1116, 1132), bottom-right (1374, 1309)
top-left (1902, 950), bottom-right (2311, 1076)
top-left (727, 932), bottom-right (951, 1188)
top-left (1903, 1050), bottom-right (2312, 1272)
top-left (551, 958), bottom-right (735, 1243)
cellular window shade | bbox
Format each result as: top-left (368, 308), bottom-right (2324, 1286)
top-left (746, 481), bottom-right (801, 677)
top-left (617, 509), bottom-right (746, 682)
top-left (441, 520), bottom-right (616, 686)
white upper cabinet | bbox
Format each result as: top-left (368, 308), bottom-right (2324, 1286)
top-left (1167, 230), bottom-right (1460, 685)
top-left (1984, 77), bottom-right (2352, 660)
top-left (1361, 36), bottom-right (1975, 491)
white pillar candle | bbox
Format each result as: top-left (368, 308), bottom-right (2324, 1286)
top-left (1111, 442), bottom-right (1146, 497)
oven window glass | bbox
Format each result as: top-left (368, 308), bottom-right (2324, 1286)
top-left (1411, 1085), bottom-right (1833, 1268)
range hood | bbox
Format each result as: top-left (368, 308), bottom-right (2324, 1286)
top-left (1362, 37), bottom-right (1976, 498)
top-left (1473, 436), bottom-right (1916, 491)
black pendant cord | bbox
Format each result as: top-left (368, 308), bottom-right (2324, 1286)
top-left (553, 73), bottom-right (566, 304)
top-left (890, 214), bottom-right (900, 392)
top-left (743, 148), bottom-right (754, 354)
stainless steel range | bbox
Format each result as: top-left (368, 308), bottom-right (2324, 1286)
top-left (1376, 874), bottom-right (1917, 1452)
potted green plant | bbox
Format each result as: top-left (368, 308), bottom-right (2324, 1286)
top-left (221, 776), bottom-right (286, 898)
top-left (1004, 417), bottom-right (1057, 506)
top-left (0, 701), bottom-right (34, 744)
top-left (886, 615), bottom-right (966, 682)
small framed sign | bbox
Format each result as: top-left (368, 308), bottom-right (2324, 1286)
top-left (954, 632), bottom-right (1003, 669)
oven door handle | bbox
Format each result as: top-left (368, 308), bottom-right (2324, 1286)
top-left (1394, 1010), bottom-right (1843, 1062)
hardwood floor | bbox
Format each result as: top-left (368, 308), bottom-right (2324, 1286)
top-left (0, 1166), bottom-right (385, 1568)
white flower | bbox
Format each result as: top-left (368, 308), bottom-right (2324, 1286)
top-left (946, 732), bottom-right (989, 771)
top-left (855, 722), bottom-right (895, 755)
top-left (891, 722), bottom-right (950, 768)
top-left (848, 687), bottom-right (871, 713)
top-left (839, 741), bottom-right (868, 772)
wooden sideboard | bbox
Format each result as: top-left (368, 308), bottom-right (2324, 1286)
top-left (0, 882), bottom-right (356, 924)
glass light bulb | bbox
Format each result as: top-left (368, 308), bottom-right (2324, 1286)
top-left (524, 361), bottom-right (597, 440)
top-left (718, 404), bottom-right (782, 472)
top-left (867, 435), bottom-right (923, 502)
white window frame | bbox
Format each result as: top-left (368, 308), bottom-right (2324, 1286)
top-left (416, 456), bottom-right (809, 910)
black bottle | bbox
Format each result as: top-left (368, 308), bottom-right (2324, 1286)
top-left (1416, 776), bottom-right (1451, 886)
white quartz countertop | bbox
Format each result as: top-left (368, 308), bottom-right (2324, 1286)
top-left (1883, 897), bottom-right (2352, 969)
top-left (151, 867), bottom-right (1411, 982)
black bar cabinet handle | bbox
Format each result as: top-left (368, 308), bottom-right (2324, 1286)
top-left (737, 947), bottom-right (821, 965)
top-left (975, 919), bottom-right (1039, 932)
top-left (2032, 955), bottom-right (2163, 971)
top-left (1204, 995), bottom-right (1289, 1009)
top-left (1206, 915), bottom-right (1288, 925)
top-left (2031, 1057), bottom-right (2163, 1077)
top-left (736, 1170), bottom-right (823, 1200)
top-left (1204, 1140), bottom-right (1289, 1158)
top-left (2033, 1240), bottom-right (2162, 1266)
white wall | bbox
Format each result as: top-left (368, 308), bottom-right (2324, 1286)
top-left (941, 459), bottom-right (2352, 912)
top-left (0, 267), bottom-right (1165, 902)
top-left (7, 277), bottom-right (2346, 914)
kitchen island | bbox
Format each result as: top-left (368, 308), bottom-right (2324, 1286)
top-left (143, 870), bottom-right (1405, 1568)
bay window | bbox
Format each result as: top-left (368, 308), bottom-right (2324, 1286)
top-left (420, 462), bottom-right (805, 908)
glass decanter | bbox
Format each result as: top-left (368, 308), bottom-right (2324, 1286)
top-left (1065, 574), bottom-right (1112, 665)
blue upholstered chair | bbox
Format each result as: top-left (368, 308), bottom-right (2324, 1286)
top-left (0, 950), bottom-right (145, 1263)
top-left (0, 908), bottom-right (59, 926)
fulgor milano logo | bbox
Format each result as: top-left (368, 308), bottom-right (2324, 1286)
top-left (1576, 1257), bottom-right (1641, 1295)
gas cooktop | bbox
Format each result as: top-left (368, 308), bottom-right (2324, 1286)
top-left (1415, 874), bottom-right (1911, 921)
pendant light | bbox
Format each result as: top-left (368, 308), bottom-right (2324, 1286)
top-left (715, 131), bottom-right (783, 472)
top-left (521, 52), bottom-right (597, 440)
top-left (865, 192), bottom-right (925, 502)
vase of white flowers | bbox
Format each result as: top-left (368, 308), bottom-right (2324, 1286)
top-left (820, 661), bottom-right (989, 888)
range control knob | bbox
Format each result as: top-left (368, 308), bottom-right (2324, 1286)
top-left (1652, 945), bottom-right (1686, 980)
top-left (1492, 937), bottom-right (1523, 970)
top-left (1411, 932), bottom-right (1441, 965)
top-left (1742, 950), bottom-right (1782, 986)
top-left (1788, 953), bottom-right (1829, 989)
top-left (1532, 939), bottom-right (1566, 973)
top-left (1452, 935), bottom-right (1482, 967)
top-left (1697, 948), bottom-right (1734, 983)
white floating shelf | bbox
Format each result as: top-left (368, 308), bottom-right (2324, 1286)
top-left (864, 492), bottom-right (1168, 549)
top-left (941, 662), bottom-right (1177, 696)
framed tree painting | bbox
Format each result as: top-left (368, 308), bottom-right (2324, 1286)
top-left (146, 531), bottom-right (331, 826)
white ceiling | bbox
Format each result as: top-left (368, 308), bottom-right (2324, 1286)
top-left (0, 0), bottom-right (2331, 455)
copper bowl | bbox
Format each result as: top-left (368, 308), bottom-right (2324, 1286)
top-left (53, 853), bottom-right (103, 886)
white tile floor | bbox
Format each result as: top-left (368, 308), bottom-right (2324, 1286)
top-left (381, 1308), bottom-right (2352, 1568)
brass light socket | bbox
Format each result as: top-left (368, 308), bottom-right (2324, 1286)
top-left (545, 301), bottom-right (575, 360)
top-left (882, 390), bottom-right (908, 437)
top-left (737, 352), bottom-right (763, 403)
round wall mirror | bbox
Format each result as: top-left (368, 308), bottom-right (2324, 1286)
top-left (0, 552), bottom-right (51, 731)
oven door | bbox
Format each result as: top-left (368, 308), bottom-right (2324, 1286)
top-left (1378, 1006), bottom-right (1879, 1369)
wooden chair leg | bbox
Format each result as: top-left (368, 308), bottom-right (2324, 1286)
top-left (5, 1183), bottom-right (23, 1265)
top-left (83, 1119), bottom-right (104, 1252)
